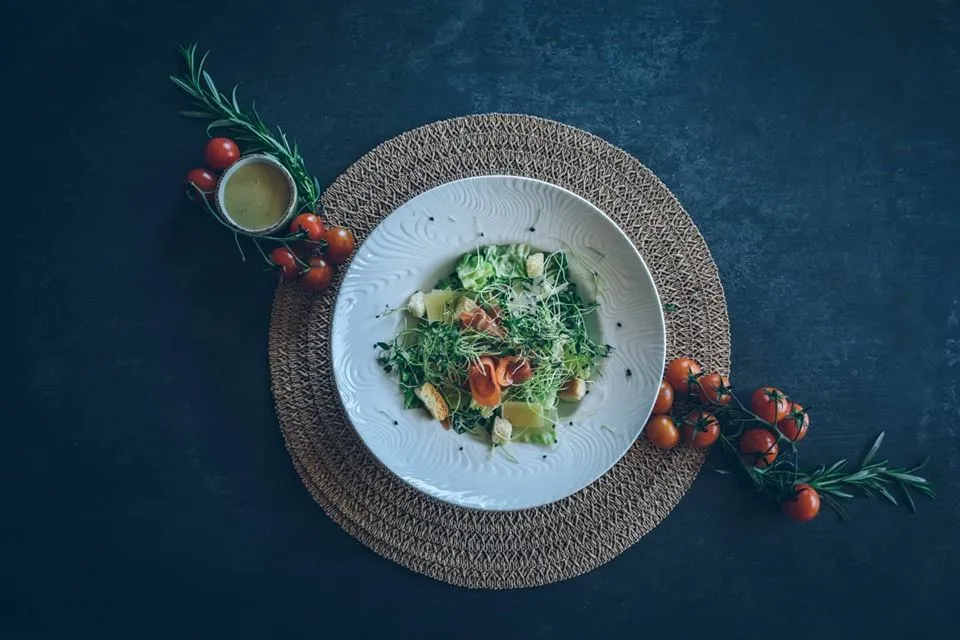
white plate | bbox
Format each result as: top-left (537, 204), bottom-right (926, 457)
top-left (331, 176), bottom-right (665, 510)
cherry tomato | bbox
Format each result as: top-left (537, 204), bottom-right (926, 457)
top-left (290, 213), bottom-right (325, 242)
top-left (778, 402), bottom-right (809, 442)
top-left (652, 380), bottom-right (674, 414)
top-left (186, 168), bottom-right (218, 193)
top-left (680, 411), bottom-right (719, 448)
top-left (289, 213), bottom-right (326, 256)
top-left (781, 484), bottom-right (821, 522)
top-left (750, 387), bottom-right (790, 424)
top-left (325, 226), bottom-right (356, 264)
top-left (269, 247), bottom-right (299, 282)
top-left (205, 137), bottom-right (241, 171)
top-left (739, 428), bottom-right (779, 468)
top-left (645, 414), bottom-right (680, 449)
top-left (665, 357), bottom-right (703, 395)
top-left (696, 372), bottom-right (732, 406)
top-left (299, 256), bottom-right (334, 292)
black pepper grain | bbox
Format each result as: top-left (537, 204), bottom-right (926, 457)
top-left (616, 322), bottom-right (623, 328)
top-left (529, 226), bottom-right (536, 232)
top-left (429, 216), bottom-right (435, 221)
top-left (626, 369), bottom-right (632, 377)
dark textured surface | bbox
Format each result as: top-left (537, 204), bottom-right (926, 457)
top-left (7, 0), bottom-right (958, 637)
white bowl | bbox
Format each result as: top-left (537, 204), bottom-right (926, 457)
top-left (331, 176), bottom-right (666, 510)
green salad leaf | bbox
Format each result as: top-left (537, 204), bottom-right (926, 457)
top-left (456, 250), bottom-right (496, 290)
top-left (455, 244), bottom-right (531, 290)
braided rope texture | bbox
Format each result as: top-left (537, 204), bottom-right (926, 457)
top-left (268, 114), bottom-right (731, 589)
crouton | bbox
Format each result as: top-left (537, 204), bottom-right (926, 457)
top-left (492, 416), bottom-right (513, 445)
top-left (454, 296), bottom-right (478, 317)
top-left (526, 252), bottom-right (545, 278)
top-left (407, 291), bottom-right (426, 318)
top-left (415, 382), bottom-right (449, 421)
top-left (558, 377), bottom-right (587, 402)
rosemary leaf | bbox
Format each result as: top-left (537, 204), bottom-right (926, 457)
top-left (821, 493), bottom-right (848, 520)
top-left (862, 432), bottom-right (885, 466)
top-left (912, 484), bottom-right (936, 499)
top-left (820, 486), bottom-right (855, 499)
top-left (824, 459), bottom-right (847, 474)
top-left (884, 471), bottom-right (930, 485)
top-left (206, 119), bottom-right (234, 136)
top-left (202, 69), bottom-right (218, 96)
top-left (169, 76), bottom-right (200, 97)
top-left (876, 485), bottom-right (898, 506)
top-left (900, 482), bottom-right (917, 513)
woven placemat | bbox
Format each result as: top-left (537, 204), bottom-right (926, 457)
top-left (268, 114), bottom-right (730, 589)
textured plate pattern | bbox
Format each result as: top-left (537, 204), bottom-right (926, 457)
top-left (268, 114), bottom-right (731, 589)
top-left (331, 176), bottom-right (666, 510)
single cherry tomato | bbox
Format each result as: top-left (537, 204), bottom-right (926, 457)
top-left (781, 484), bottom-right (821, 522)
top-left (204, 137), bottom-right (241, 171)
top-left (739, 428), bottom-right (779, 468)
top-left (186, 168), bottom-right (218, 193)
top-left (645, 414), bottom-right (680, 449)
top-left (290, 213), bottom-right (325, 242)
top-left (750, 387), bottom-right (790, 424)
top-left (289, 213), bottom-right (326, 256)
top-left (696, 372), bottom-right (732, 406)
top-left (299, 256), bottom-right (334, 292)
top-left (269, 247), bottom-right (299, 282)
top-left (778, 402), bottom-right (809, 442)
top-left (325, 226), bottom-right (356, 264)
top-left (680, 411), bottom-right (720, 448)
top-left (665, 357), bottom-right (703, 395)
top-left (652, 380), bottom-right (674, 414)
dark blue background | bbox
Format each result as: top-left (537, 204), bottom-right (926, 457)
top-left (7, 0), bottom-right (959, 637)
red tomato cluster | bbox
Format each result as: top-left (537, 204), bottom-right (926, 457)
top-left (182, 137), bottom-right (357, 294)
top-left (644, 356), bottom-right (820, 522)
top-left (274, 213), bottom-right (355, 292)
top-left (184, 138), bottom-right (242, 198)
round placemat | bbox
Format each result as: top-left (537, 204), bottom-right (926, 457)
top-left (268, 114), bottom-right (730, 589)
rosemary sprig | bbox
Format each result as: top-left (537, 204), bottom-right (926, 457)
top-left (795, 432), bottom-right (935, 516)
top-left (169, 43), bottom-right (320, 213)
top-left (712, 393), bottom-right (935, 519)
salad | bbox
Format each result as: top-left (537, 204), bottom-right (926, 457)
top-left (376, 244), bottom-right (610, 450)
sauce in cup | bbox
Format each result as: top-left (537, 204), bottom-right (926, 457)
top-left (217, 154), bottom-right (297, 234)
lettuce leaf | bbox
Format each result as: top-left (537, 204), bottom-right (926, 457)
top-left (456, 251), bottom-right (496, 290)
top-left (455, 244), bottom-right (532, 290)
